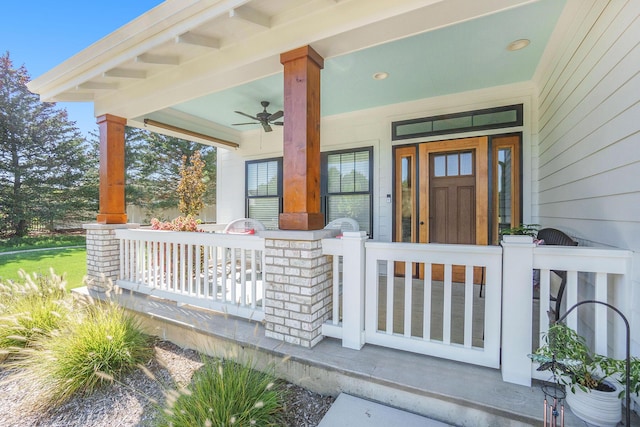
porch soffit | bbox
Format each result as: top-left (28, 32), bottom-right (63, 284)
top-left (28, 0), bottom-right (564, 144)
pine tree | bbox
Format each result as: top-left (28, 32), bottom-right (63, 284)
top-left (0, 52), bottom-right (96, 236)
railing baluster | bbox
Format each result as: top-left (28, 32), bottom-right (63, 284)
top-left (221, 246), bottom-right (228, 302)
top-left (187, 244), bottom-right (194, 295)
top-left (566, 271), bottom-right (578, 330)
top-left (539, 269), bottom-right (551, 337)
top-left (332, 255), bottom-right (340, 325)
top-left (195, 244), bottom-right (202, 297)
top-left (203, 245), bottom-right (210, 298)
top-left (404, 262), bottom-right (412, 338)
top-left (212, 246), bottom-right (219, 300)
top-left (250, 249), bottom-right (257, 308)
top-left (443, 264), bottom-right (452, 345)
top-left (238, 249), bottom-right (246, 305)
top-left (423, 263), bottom-right (432, 340)
top-left (385, 260), bottom-right (394, 334)
top-left (594, 272), bottom-right (608, 355)
top-left (464, 265), bottom-right (473, 347)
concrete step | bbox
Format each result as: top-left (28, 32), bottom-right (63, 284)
top-left (319, 393), bottom-right (453, 427)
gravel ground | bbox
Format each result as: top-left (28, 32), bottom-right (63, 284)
top-left (0, 341), bottom-right (335, 427)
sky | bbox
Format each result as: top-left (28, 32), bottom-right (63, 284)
top-left (1, 1), bottom-right (165, 138)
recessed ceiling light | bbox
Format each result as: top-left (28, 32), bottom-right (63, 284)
top-left (507, 39), bottom-right (530, 51)
top-left (372, 72), bottom-right (389, 80)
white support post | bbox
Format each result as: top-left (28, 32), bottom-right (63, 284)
top-left (500, 235), bottom-right (535, 386)
top-left (341, 231), bottom-right (367, 350)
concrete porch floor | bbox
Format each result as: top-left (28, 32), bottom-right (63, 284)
top-left (77, 287), bottom-right (637, 427)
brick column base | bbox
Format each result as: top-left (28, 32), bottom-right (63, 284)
top-left (262, 229), bottom-right (335, 348)
top-left (83, 223), bottom-right (139, 288)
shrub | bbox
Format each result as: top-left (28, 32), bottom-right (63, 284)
top-left (9, 302), bottom-right (154, 406)
top-left (159, 357), bottom-right (285, 427)
top-left (0, 270), bottom-right (69, 356)
top-left (150, 215), bottom-right (202, 232)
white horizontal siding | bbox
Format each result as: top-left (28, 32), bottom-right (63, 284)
top-left (535, 0), bottom-right (640, 243)
top-left (534, 0), bottom-right (640, 366)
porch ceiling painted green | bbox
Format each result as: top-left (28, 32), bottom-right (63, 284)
top-left (28, 0), bottom-right (567, 145)
top-left (172, 0), bottom-right (564, 128)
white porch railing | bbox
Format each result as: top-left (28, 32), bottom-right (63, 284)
top-left (114, 229), bottom-right (265, 321)
top-left (501, 236), bottom-right (633, 386)
top-left (108, 229), bottom-right (634, 387)
top-left (531, 245), bottom-right (633, 379)
top-left (322, 232), bottom-right (503, 369)
top-left (323, 234), bottom-right (634, 386)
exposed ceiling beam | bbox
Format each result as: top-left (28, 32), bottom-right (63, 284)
top-left (175, 32), bottom-right (220, 49)
top-left (229, 5), bottom-right (271, 28)
top-left (51, 92), bottom-right (95, 102)
top-left (103, 68), bottom-right (147, 79)
top-left (76, 82), bottom-right (118, 90)
top-left (136, 53), bottom-right (180, 65)
top-left (143, 118), bottom-right (239, 149)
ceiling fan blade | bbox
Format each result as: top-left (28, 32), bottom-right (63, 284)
top-left (272, 121), bottom-right (283, 125)
top-left (234, 111), bottom-right (259, 121)
top-left (262, 123), bottom-right (273, 132)
top-left (268, 110), bottom-right (283, 121)
top-left (232, 122), bottom-right (258, 126)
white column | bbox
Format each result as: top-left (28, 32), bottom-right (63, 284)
top-left (341, 231), bottom-right (367, 350)
top-left (500, 235), bottom-right (534, 386)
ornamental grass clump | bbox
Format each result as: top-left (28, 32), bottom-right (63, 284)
top-left (9, 302), bottom-right (154, 407)
top-left (0, 269), bottom-right (70, 357)
top-left (159, 357), bottom-right (286, 427)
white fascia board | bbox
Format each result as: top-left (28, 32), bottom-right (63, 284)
top-left (28, 0), bottom-right (252, 99)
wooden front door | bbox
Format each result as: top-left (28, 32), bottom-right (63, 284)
top-left (420, 137), bottom-right (488, 282)
top-left (418, 137), bottom-right (488, 246)
top-left (429, 151), bottom-right (476, 245)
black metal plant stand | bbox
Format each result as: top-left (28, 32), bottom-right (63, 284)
top-left (556, 300), bottom-right (632, 427)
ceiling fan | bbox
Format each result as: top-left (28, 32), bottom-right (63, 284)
top-left (232, 101), bottom-right (283, 132)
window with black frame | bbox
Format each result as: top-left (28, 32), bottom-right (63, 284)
top-left (322, 148), bottom-right (373, 237)
top-left (245, 158), bottom-right (282, 230)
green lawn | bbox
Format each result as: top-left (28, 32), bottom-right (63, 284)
top-left (0, 247), bottom-right (87, 290)
top-left (0, 234), bottom-right (86, 253)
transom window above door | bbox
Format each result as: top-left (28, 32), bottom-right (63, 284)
top-left (432, 151), bottom-right (473, 177)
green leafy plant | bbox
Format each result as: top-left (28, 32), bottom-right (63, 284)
top-left (159, 357), bottom-right (285, 427)
top-left (8, 302), bottom-right (154, 406)
top-left (500, 223), bottom-right (539, 237)
top-left (532, 323), bottom-right (640, 397)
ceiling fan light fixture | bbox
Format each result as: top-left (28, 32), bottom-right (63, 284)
top-left (372, 71), bottom-right (389, 80)
top-left (232, 100), bottom-right (283, 132)
top-left (507, 39), bottom-right (530, 51)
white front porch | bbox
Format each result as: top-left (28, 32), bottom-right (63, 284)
top-left (88, 225), bottom-right (633, 382)
top-left (80, 223), bottom-right (638, 424)
top-left (79, 281), bottom-right (636, 426)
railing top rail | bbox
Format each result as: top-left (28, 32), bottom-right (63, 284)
top-left (533, 245), bottom-right (632, 274)
top-left (114, 228), bottom-right (265, 249)
top-left (364, 241), bottom-right (502, 265)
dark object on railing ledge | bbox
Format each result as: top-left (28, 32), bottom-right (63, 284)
top-left (536, 228), bottom-right (578, 320)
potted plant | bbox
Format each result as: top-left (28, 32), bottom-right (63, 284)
top-left (531, 322), bottom-right (640, 426)
top-left (500, 223), bottom-right (540, 237)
